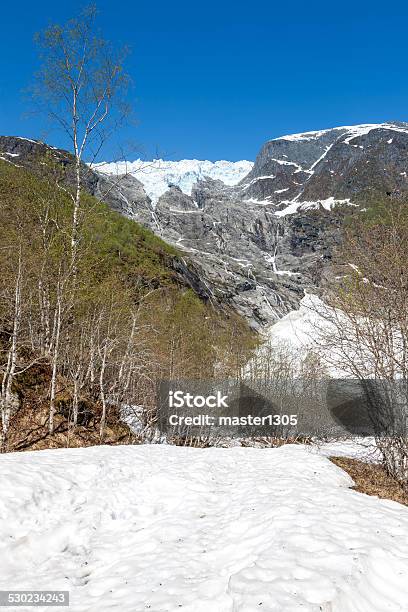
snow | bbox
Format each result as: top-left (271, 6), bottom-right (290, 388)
top-left (273, 269), bottom-right (299, 277)
top-left (168, 208), bottom-right (201, 214)
top-left (242, 175), bottom-right (276, 190)
top-left (264, 251), bottom-right (299, 277)
top-left (0, 444), bottom-right (407, 611)
top-left (275, 197), bottom-right (352, 217)
top-left (263, 293), bottom-right (352, 376)
top-left (270, 158), bottom-right (304, 171)
top-left (265, 293), bottom-right (321, 348)
top-left (243, 197), bottom-right (273, 206)
top-left (0, 155), bottom-right (21, 167)
top-left (264, 292), bottom-right (391, 377)
top-left (273, 122), bottom-right (408, 143)
top-left (308, 143), bottom-right (335, 172)
top-left (13, 136), bottom-right (40, 144)
top-left (315, 438), bottom-right (381, 463)
top-left (273, 128), bottom-right (336, 142)
top-left (341, 124), bottom-right (408, 144)
top-left (93, 159), bottom-right (253, 204)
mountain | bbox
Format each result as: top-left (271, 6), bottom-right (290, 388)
top-left (242, 122), bottom-right (408, 210)
top-left (93, 122), bottom-right (408, 328)
top-left (0, 147), bottom-right (257, 451)
top-left (94, 159), bottom-right (253, 203)
top-left (3, 122), bottom-right (408, 330)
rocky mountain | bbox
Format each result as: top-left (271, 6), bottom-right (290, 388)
top-left (2, 122), bottom-right (408, 330)
top-left (99, 122), bottom-right (408, 329)
top-left (241, 122), bottom-right (408, 210)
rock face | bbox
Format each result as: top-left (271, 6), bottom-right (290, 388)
top-left (241, 122), bottom-right (408, 209)
top-left (3, 122), bottom-right (408, 330)
top-left (117, 122), bottom-right (408, 329)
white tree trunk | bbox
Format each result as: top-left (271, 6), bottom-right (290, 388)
top-left (49, 293), bottom-right (62, 434)
top-left (1, 253), bottom-right (22, 450)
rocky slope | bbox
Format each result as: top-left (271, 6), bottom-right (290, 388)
top-left (242, 122), bottom-right (408, 209)
top-left (0, 136), bottom-right (214, 302)
top-left (2, 122), bottom-right (408, 329)
top-left (101, 122), bottom-right (408, 328)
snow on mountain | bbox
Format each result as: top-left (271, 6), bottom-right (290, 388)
top-left (94, 159), bottom-right (254, 203)
top-left (1, 444), bottom-right (407, 611)
top-left (272, 121), bottom-right (408, 143)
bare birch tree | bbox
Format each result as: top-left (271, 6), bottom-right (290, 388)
top-left (310, 202), bottom-right (408, 489)
top-left (32, 4), bottom-right (130, 271)
top-left (0, 249), bottom-right (23, 450)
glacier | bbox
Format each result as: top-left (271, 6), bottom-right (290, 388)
top-left (93, 158), bottom-right (254, 203)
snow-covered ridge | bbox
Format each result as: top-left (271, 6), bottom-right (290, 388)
top-left (273, 121), bottom-right (408, 143)
top-left (93, 159), bottom-right (254, 203)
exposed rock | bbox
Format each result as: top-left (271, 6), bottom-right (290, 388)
top-left (3, 122), bottom-right (408, 330)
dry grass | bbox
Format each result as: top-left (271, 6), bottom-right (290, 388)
top-left (330, 456), bottom-right (408, 507)
top-left (4, 402), bottom-right (137, 453)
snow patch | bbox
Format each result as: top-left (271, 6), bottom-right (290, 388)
top-left (275, 197), bottom-right (352, 217)
top-left (243, 197), bottom-right (273, 206)
top-left (270, 158), bottom-right (304, 171)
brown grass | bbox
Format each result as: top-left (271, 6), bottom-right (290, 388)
top-left (4, 400), bottom-right (137, 453)
top-left (330, 456), bottom-right (408, 507)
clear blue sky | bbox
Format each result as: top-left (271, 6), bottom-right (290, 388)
top-left (1, 0), bottom-right (408, 161)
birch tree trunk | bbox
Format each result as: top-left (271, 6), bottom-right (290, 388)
top-left (99, 343), bottom-right (108, 440)
top-left (49, 287), bottom-right (62, 434)
top-left (1, 252), bottom-right (23, 450)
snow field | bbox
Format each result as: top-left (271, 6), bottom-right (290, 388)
top-left (0, 444), bottom-right (407, 611)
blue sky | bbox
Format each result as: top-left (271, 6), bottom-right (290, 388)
top-left (1, 0), bottom-right (408, 161)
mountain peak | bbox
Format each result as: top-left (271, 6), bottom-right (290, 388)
top-left (272, 121), bottom-right (408, 143)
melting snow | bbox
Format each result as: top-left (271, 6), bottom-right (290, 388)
top-left (243, 197), bottom-right (273, 206)
top-left (275, 197), bottom-right (352, 217)
top-left (242, 175), bottom-right (276, 190)
top-left (0, 444), bottom-right (407, 611)
top-left (270, 158), bottom-right (304, 172)
top-left (308, 143), bottom-right (335, 172)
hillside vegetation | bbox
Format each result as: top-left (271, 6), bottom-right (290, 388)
top-left (0, 159), bottom-right (257, 451)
